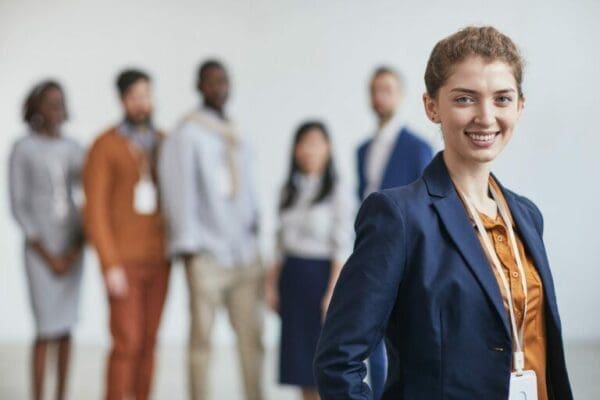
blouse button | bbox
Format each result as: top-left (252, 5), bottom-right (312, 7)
top-left (512, 271), bottom-right (519, 278)
top-left (497, 235), bottom-right (505, 242)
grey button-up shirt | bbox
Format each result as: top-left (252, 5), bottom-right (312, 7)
top-left (158, 107), bottom-right (260, 267)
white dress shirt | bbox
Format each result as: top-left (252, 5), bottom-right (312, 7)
top-left (364, 112), bottom-right (404, 198)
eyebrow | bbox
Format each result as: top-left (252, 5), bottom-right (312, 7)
top-left (450, 87), bottom-right (516, 94)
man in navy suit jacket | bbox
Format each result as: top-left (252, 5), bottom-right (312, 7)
top-left (355, 66), bottom-right (433, 399)
top-left (357, 66), bottom-right (433, 201)
top-left (314, 153), bottom-right (573, 399)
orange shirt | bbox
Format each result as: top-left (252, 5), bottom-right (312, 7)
top-left (474, 178), bottom-right (548, 400)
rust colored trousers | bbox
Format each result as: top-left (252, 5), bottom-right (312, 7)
top-left (105, 261), bottom-right (170, 400)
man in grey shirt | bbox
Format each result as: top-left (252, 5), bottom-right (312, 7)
top-left (159, 60), bottom-right (264, 400)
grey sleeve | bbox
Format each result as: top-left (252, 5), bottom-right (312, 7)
top-left (69, 140), bottom-right (86, 185)
top-left (9, 141), bottom-right (39, 240)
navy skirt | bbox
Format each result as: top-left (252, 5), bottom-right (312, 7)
top-left (278, 255), bottom-right (331, 387)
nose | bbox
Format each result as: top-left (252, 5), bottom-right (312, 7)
top-left (473, 101), bottom-right (495, 126)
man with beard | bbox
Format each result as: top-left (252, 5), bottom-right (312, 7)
top-left (159, 60), bottom-right (264, 400)
top-left (84, 69), bottom-right (170, 400)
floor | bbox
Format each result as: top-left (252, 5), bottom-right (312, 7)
top-left (0, 341), bottom-right (598, 399)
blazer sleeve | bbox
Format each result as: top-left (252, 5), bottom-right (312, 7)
top-left (314, 191), bottom-right (406, 400)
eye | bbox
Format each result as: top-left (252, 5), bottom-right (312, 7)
top-left (496, 95), bottom-right (513, 105)
top-left (455, 96), bottom-right (475, 105)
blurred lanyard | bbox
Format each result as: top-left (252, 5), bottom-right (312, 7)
top-left (461, 185), bottom-right (528, 375)
top-left (127, 142), bottom-right (156, 215)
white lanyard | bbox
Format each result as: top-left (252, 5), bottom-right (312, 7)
top-left (462, 185), bottom-right (529, 375)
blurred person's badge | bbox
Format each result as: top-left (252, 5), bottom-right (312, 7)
top-left (134, 176), bottom-right (157, 214)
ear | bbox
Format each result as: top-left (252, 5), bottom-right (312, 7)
top-left (423, 93), bottom-right (440, 123)
top-left (517, 95), bottom-right (525, 119)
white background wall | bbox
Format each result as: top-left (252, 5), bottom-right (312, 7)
top-left (1, 0), bottom-right (599, 346)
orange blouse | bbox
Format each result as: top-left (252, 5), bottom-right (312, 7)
top-left (473, 178), bottom-right (548, 400)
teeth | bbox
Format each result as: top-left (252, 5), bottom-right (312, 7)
top-left (466, 132), bottom-right (497, 142)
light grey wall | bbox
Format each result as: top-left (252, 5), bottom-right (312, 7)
top-left (1, 0), bottom-right (598, 345)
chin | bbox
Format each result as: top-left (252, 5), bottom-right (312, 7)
top-left (467, 148), bottom-right (502, 164)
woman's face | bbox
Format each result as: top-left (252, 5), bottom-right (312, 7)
top-left (295, 128), bottom-right (331, 175)
top-left (39, 87), bottom-right (66, 130)
top-left (423, 56), bottom-right (525, 167)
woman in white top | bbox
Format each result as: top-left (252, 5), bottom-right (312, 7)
top-left (9, 81), bottom-right (85, 400)
top-left (266, 121), bottom-right (355, 400)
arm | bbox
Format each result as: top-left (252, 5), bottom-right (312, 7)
top-left (265, 193), bottom-right (285, 313)
top-left (9, 141), bottom-right (72, 274)
top-left (322, 182), bottom-right (357, 318)
top-left (83, 139), bottom-right (129, 296)
top-left (314, 192), bottom-right (406, 400)
top-left (8, 141), bottom-right (39, 242)
top-left (158, 125), bottom-right (201, 260)
top-left (83, 140), bottom-right (121, 272)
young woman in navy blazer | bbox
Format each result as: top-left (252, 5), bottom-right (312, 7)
top-left (314, 26), bottom-right (572, 400)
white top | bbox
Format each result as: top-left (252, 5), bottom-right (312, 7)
top-left (275, 174), bottom-right (356, 263)
top-left (364, 111), bottom-right (404, 198)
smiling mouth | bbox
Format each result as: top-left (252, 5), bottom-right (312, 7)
top-left (465, 131), bottom-right (500, 143)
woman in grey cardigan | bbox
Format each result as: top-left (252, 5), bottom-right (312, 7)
top-left (9, 80), bottom-right (85, 400)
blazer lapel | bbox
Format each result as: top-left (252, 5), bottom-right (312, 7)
top-left (500, 188), bottom-right (561, 326)
top-left (424, 153), bottom-right (511, 337)
top-left (379, 128), bottom-right (404, 190)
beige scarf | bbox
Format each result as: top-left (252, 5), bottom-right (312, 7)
top-left (184, 111), bottom-right (239, 198)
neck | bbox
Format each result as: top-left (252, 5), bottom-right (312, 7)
top-left (377, 114), bottom-right (392, 128)
top-left (204, 102), bottom-right (225, 120)
top-left (443, 151), bottom-right (492, 207)
top-left (124, 117), bottom-right (151, 130)
top-left (377, 110), bottom-right (399, 129)
top-left (38, 125), bottom-right (59, 137)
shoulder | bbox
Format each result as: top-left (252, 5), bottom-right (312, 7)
top-left (87, 127), bottom-right (120, 157)
top-left (505, 188), bottom-right (544, 233)
top-left (91, 127), bottom-right (119, 146)
top-left (11, 135), bottom-right (33, 154)
top-left (399, 127), bottom-right (431, 150)
top-left (331, 178), bottom-right (356, 203)
top-left (61, 135), bottom-right (84, 152)
top-left (359, 179), bottom-right (427, 222)
top-left (379, 178), bottom-right (429, 209)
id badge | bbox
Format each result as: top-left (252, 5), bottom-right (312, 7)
top-left (134, 178), bottom-right (157, 215)
top-left (509, 370), bottom-right (538, 400)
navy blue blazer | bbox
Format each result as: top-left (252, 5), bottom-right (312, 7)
top-left (315, 152), bottom-right (572, 400)
top-left (357, 126), bottom-right (433, 200)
